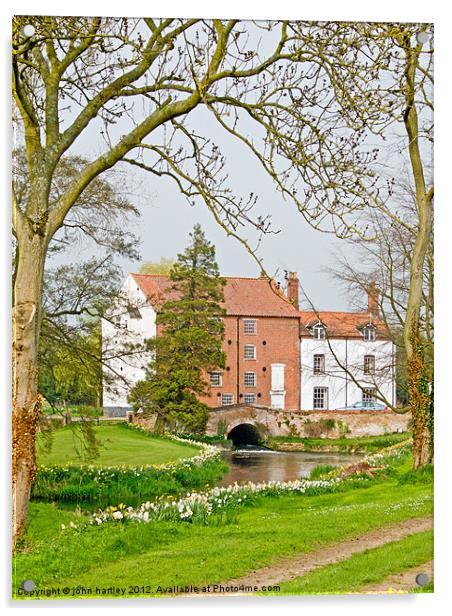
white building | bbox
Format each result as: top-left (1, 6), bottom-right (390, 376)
top-left (299, 315), bottom-right (396, 411)
top-left (102, 274), bottom-right (157, 415)
top-left (102, 273), bottom-right (396, 415)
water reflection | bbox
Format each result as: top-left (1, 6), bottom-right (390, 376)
top-left (218, 447), bottom-right (362, 487)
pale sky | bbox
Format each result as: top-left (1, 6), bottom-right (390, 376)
top-left (50, 18), bottom-right (430, 314)
top-left (120, 109), bottom-right (359, 311)
top-left (68, 93), bottom-right (362, 313)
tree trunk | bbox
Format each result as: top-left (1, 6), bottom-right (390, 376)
top-left (403, 195), bottom-right (433, 470)
top-left (12, 233), bottom-right (47, 549)
top-left (153, 413), bottom-right (166, 435)
top-left (400, 39), bottom-right (434, 470)
top-left (407, 325), bottom-right (433, 469)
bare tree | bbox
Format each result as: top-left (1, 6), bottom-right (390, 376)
top-left (326, 178), bottom-right (433, 405)
top-left (12, 16), bottom-right (432, 544)
top-left (295, 23), bottom-right (434, 467)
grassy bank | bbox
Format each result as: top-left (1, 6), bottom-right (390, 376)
top-left (37, 423), bottom-right (201, 466)
top-left (267, 432), bottom-right (411, 453)
top-left (33, 424), bottom-right (228, 508)
top-left (32, 457), bottom-right (229, 508)
top-left (269, 530), bottom-right (433, 595)
top-left (14, 455), bottom-right (432, 598)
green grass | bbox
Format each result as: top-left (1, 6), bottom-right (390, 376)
top-left (310, 464), bottom-right (336, 479)
top-left (267, 432), bottom-right (411, 453)
top-left (31, 457), bottom-right (229, 508)
top-left (269, 530), bottom-right (433, 595)
top-left (33, 424), bottom-right (229, 508)
top-left (36, 423), bottom-right (200, 466)
top-left (14, 475), bottom-right (432, 599)
top-left (414, 580), bottom-right (434, 593)
top-left (33, 424), bottom-right (229, 507)
top-left (42, 405), bottom-right (103, 417)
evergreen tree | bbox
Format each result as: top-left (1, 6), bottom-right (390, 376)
top-left (129, 225), bottom-right (226, 433)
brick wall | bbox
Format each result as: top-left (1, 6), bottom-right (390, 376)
top-left (199, 315), bottom-right (300, 409)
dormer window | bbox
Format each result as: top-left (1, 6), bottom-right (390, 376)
top-left (363, 325), bottom-right (376, 342)
top-left (312, 323), bottom-right (326, 340)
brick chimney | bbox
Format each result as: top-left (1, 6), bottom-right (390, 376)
top-left (367, 281), bottom-right (379, 317)
top-left (287, 272), bottom-right (299, 310)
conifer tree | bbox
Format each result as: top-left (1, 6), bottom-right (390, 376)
top-left (129, 225), bottom-right (226, 433)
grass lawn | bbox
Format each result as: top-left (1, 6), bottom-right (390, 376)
top-left (14, 476), bottom-right (432, 598)
top-left (36, 424), bottom-right (201, 467)
top-left (267, 432), bottom-right (411, 453)
top-left (269, 530), bottom-right (433, 595)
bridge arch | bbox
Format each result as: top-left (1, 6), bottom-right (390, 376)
top-left (227, 417), bottom-right (266, 446)
top-left (227, 421), bottom-right (264, 446)
top-left (206, 404), bottom-right (276, 441)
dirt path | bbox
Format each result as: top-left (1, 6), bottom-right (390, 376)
top-left (361, 560), bottom-right (433, 593)
top-left (219, 516), bottom-right (433, 591)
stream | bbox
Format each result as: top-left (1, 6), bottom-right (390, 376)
top-left (217, 446), bottom-right (362, 487)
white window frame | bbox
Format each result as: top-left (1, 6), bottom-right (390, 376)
top-left (362, 387), bottom-right (377, 402)
top-left (313, 324), bottom-right (326, 340)
top-left (244, 319), bottom-right (257, 334)
top-left (244, 344), bottom-right (256, 360)
top-left (313, 354), bottom-right (325, 374)
top-left (363, 326), bottom-right (376, 341)
top-left (244, 371), bottom-right (256, 387)
top-left (313, 386), bottom-right (328, 410)
top-left (244, 393), bottom-right (257, 404)
top-left (221, 393), bottom-right (234, 406)
top-left (364, 354), bottom-right (376, 374)
top-left (210, 371), bottom-right (222, 387)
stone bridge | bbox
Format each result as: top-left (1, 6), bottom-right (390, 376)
top-left (205, 404), bottom-right (410, 446)
top-left (206, 404), bottom-right (278, 445)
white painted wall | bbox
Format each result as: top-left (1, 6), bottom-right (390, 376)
top-left (102, 275), bottom-right (155, 412)
top-left (300, 337), bottom-right (395, 410)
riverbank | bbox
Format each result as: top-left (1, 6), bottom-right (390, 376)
top-left (266, 432), bottom-right (411, 454)
top-left (14, 460), bottom-right (432, 598)
top-left (13, 440), bottom-right (433, 598)
top-left (33, 424), bottom-right (228, 508)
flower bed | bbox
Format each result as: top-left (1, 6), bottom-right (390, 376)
top-left (90, 477), bottom-right (344, 527)
top-left (315, 439), bottom-right (413, 480)
top-left (84, 438), bottom-right (413, 527)
top-left (364, 439), bottom-right (412, 465)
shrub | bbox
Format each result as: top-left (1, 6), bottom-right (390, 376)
top-left (216, 419), bottom-right (228, 438)
top-left (336, 419), bottom-right (351, 438)
top-left (303, 418), bottom-right (336, 438)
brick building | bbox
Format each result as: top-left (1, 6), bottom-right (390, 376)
top-left (102, 272), bottom-right (395, 415)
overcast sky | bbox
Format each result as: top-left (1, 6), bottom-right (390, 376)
top-left (53, 17), bottom-right (432, 314)
top-left (68, 98), bottom-right (362, 313)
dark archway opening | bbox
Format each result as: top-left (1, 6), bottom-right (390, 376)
top-left (227, 423), bottom-right (262, 446)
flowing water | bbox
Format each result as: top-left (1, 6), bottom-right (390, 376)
top-left (217, 446), bottom-right (362, 487)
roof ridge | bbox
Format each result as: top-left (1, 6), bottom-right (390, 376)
top-left (132, 273), bottom-right (282, 282)
top-left (132, 273), bottom-right (168, 278)
top-left (299, 310), bottom-right (372, 316)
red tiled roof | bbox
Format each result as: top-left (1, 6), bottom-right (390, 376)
top-left (131, 274), bottom-right (391, 338)
top-left (131, 274), bottom-right (300, 318)
top-left (299, 311), bottom-right (390, 339)
top-left (131, 274), bottom-right (178, 306)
